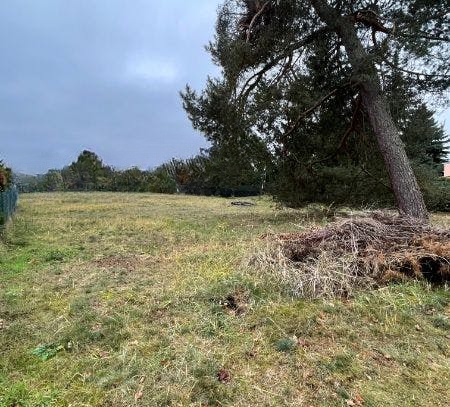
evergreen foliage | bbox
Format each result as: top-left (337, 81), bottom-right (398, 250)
top-left (164, 143), bottom-right (271, 197)
top-left (61, 150), bottom-right (113, 191)
top-left (181, 0), bottom-right (450, 214)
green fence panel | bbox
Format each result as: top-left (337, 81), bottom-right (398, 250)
top-left (0, 187), bottom-right (19, 226)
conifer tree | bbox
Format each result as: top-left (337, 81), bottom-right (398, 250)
top-left (183, 0), bottom-right (449, 219)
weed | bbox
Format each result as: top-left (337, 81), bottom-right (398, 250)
top-left (323, 352), bottom-right (355, 373)
top-left (275, 338), bottom-right (297, 353)
top-left (31, 343), bottom-right (65, 361)
top-left (432, 315), bottom-right (450, 331)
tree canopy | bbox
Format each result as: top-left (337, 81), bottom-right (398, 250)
top-left (61, 150), bottom-right (113, 191)
top-left (182, 0), bottom-right (449, 219)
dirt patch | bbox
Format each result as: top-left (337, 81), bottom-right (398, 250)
top-left (220, 288), bottom-right (250, 315)
top-left (93, 255), bottom-right (141, 271)
top-left (217, 368), bottom-right (231, 384)
top-left (252, 212), bottom-right (450, 298)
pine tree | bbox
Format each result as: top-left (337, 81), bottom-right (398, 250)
top-left (182, 0), bottom-right (449, 220)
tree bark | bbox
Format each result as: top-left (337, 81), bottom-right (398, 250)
top-left (359, 84), bottom-right (429, 219)
top-left (311, 0), bottom-right (429, 220)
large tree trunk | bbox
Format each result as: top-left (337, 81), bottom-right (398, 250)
top-left (360, 83), bottom-right (428, 219)
top-left (311, 0), bottom-right (429, 220)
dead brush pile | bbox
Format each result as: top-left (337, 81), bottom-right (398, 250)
top-left (252, 212), bottom-right (450, 299)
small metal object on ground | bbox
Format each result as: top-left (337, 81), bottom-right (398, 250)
top-left (231, 201), bottom-right (255, 206)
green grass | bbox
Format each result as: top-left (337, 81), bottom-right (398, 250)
top-left (0, 192), bottom-right (449, 406)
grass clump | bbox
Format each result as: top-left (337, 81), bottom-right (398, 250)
top-left (432, 315), bottom-right (450, 331)
top-left (275, 337), bottom-right (297, 353)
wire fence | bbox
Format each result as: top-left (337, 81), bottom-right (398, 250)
top-left (0, 187), bottom-right (19, 227)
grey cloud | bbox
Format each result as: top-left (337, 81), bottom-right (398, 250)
top-left (1, 0), bottom-right (220, 173)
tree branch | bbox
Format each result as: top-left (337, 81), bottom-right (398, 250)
top-left (308, 94), bottom-right (362, 167)
top-left (352, 10), bottom-right (392, 34)
top-left (398, 31), bottom-right (450, 43)
top-left (359, 165), bottom-right (393, 191)
top-left (246, 1), bottom-right (271, 43)
top-left (383, 59), bottom-right (450, 78)
top-left (284, 81), bottom-right (354, 138)
top-left (351, 9), bottom-right (449, 43)
top-left (237, 28), bottom-right (329, 104)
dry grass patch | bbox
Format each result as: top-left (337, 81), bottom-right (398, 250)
top-left (252, 212), bottom-right (450, 298)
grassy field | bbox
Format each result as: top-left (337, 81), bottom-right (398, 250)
top-left (0, 192), bottom-right (449, 407)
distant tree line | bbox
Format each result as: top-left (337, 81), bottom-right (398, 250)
top-left (162, 142), bottom-right (270, 197)
top-left (14, 149), bottom-right (266, 197)
top-left (15, 151), bottom-right (177, 194)
top-left (12, 104), bottom-right (450, 211)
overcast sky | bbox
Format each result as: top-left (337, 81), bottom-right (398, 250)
top-left (1, 1), bottom-right (449, 174)
top-left (1, 0), bottom-right (222, 174)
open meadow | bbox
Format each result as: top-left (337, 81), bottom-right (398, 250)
top-left (1, 193), bottom-right (449, 407)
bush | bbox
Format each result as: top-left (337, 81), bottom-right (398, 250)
top-left (0, 161), bottom-right (12, 192)
top-left (422, 177), bottom-right (450, 212)
top-left (415, 163), bottom-right (450, 212)
top-left (148, 169), bottom-right (177, 194)
top-left (272, 163), bottom-right (394, 209)
top-left (272, 160), bottom-right (450, 213)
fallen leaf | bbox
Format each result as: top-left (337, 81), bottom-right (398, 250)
top-left (354, 393), bottom-right (364, 405)
top-left (346, 394), bottom-right (364, 406)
